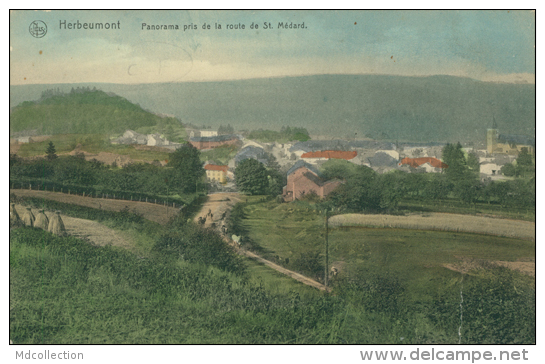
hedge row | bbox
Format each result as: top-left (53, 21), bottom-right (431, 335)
top-left (9, 178), bottom-right (198, 209)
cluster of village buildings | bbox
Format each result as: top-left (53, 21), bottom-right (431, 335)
top-left (13, 121), bottom-right (534, 202)
top-left (189, 121), bottom-right (534, 201)
top-left (111, 130), bottom-right (183, 150)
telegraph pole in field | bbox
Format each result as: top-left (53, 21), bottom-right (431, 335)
top-left (324, 208), bottom-right (329, 288)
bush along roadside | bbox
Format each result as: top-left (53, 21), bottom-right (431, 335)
top-left (152, 222), bottom-right (246, 276)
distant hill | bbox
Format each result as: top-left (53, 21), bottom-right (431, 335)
top-left (10, 75), bottom-right (535, 142)
top-left (9, 88), bottom-right (179, 135)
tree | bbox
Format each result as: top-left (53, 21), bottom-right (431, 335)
top-left (377, 172), bottom-right (404, 211)
top-left (9, 154), bottom-right (21, 168)
top-left (442, 142), bottom-right (480, 202)
top-left (501, 163), bottom-right (516, 177)
top-left (45, 141), bottom-right (57, 160)
top-left (328, 166), bottom-right (381, 211)
top-left (321, 159), bottom-right (359, 180)
top-left (167, 144), bottom-right (205, 193)
top-left (442, 143), bottom-right (467, 180)
top-left (517, 148), bottom-right (532, 167)
top-left (423, 175), bottom-right (452, 201)
top-left (265, 152), bottom-right (280, 172)
top-left (266, 167), bottom-right (285, 196)
top-left (164, 125), bottom-right (176, 141)
top-left (235, 158), bottom-right (268, 195)
top-left (515, 148), bottom-right (534, 178)
top-left (467, 151), bottom-right (480, 174)
top-left (218, 124), bottom-right (234, 135)
top-left (455, 178), bottom-right (482, 207)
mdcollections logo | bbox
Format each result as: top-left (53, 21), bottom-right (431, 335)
top-left (29, 20), bottom-right (47, 38)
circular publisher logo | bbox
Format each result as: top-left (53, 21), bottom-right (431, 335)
top-left (29, 20), bottom-right (47, 38)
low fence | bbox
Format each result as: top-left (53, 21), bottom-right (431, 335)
top-left (9, 180), bottom-right (187, 209)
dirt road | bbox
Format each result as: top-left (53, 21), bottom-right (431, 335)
top-left (193, 192), bottom-right (243, 229)
top-left (237, 248), bottom-right (330, 291)
top-left (10, 189), bottom-right (177, 225)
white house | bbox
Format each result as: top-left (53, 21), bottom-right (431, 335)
top-left (16, 136), bottom-right (33, 144)
top-left (121, 130), bottom-right (147, 144)
top-left (147, 134), bottom-right (170, 146)
top-left (480, 162), bottom-right (503, 176)
top-left (200, 130), bottom-right (218, 137)
top-left (416, 162), bottom-right (442, 173)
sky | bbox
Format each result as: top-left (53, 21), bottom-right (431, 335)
top-left (10, 10), bottom-right (536, 85)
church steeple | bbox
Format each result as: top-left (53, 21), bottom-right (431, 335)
top-left (492, 115), bottom-right (498, 129)
top-left (487, 115), bottom-right (498, 154)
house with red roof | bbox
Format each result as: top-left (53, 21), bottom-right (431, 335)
top-left (300, 150), bottom-right (357, 164)
top-left (399, 157), bottom-right (448, 173)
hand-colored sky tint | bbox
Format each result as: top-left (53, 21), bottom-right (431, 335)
top-left (10, 10), bottom-right (535, 85)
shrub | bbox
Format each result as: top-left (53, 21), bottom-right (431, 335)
top-left (300, 190), bottom-right (321, 203)
top-left (294, 251), bottom-right (324, 280)
top-left (337, 273), bottom-right (406, 316)
top-left (226, 203), bottom-right (248, 237)
top-left (153, 224), bottom-right (246, 275)
top-left (460, 268), bottom-right (535, 344)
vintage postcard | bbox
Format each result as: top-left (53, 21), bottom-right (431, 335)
top-left (9, 9), bottom-right (535, 354)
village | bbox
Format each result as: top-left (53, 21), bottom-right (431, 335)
top-left (11, 117), bottom-right (535, 202)
top-left (84, 118), bottom-right (532, 201)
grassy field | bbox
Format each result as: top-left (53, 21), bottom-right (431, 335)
top-left (327, 228), bottom-right (534, 300)
top-left (240, 199), bottom-right (535, 298)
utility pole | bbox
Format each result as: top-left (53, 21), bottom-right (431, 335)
top-left (165, 178), bottom-right (169, 220)
top-left (324, 208), bottom-right (329, 288)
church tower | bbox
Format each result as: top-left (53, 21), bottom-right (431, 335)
top-left (486, 116), bottom-right (498, 154)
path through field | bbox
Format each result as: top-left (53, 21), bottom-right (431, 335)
top-left (194, 193), bottom-right (330, 291)
top-left (11, 204), bottom-right (133, 250)
top-left (193, 192), bottom-right (243, 228)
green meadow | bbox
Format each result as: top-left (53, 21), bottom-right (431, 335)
top-left (240, 199), bottom-right (534, 286)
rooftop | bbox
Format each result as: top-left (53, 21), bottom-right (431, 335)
top-left (301, 150), bottom-right (357, 160)
top-left (190, 134), bottom-right (239, 143)
top-left (286, 160), bottom-right (322, 177)
top-left (399, 157), bottom-right (448, 169)
top-left (204, 164), bottom-right (228, 172)
top-left (290, 140), bottom-right (396, 153)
